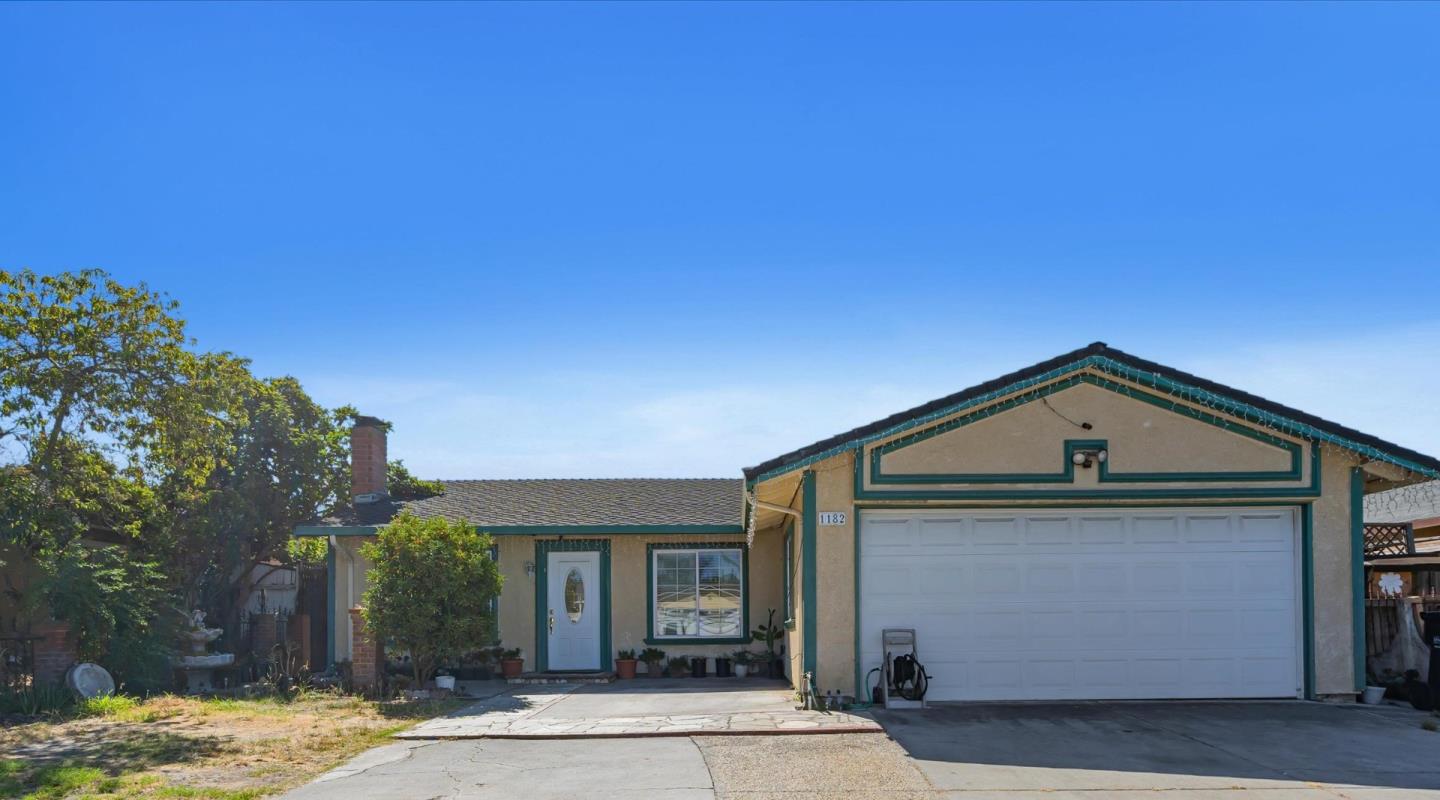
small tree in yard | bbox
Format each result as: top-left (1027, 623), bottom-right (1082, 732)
top-left (360, 512), bottom-right (502, 686)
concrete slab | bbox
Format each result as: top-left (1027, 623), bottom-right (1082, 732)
top-left (397, 678), bottom-right (881, 739)
top-left (284, 738), bottom-right (715, 800)
top-left (877, 701), bottom-right (1440, 796)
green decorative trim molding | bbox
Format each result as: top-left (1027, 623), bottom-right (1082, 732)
top-left (855, 439), bottom-right (1322, 502)
top-left (869, 374), bottom-right (1303, 486)
top-left (297, 524), bottom-right (744, 538)
top-left (749, 353), bottom-right (1436, 483)
top-left (533, 539), bottom-right (612, 673)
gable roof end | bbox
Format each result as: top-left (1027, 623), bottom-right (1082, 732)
top-left (743, 342), bottom-right (1440, 483)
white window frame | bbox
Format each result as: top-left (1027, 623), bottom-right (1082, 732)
top-left (650, 546), bottom-right (745, 641)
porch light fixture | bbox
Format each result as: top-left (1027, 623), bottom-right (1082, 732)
top-left (1072, 448), bottom-right (1108, 469)
top-left (524, 560), bottom-right (536, 577)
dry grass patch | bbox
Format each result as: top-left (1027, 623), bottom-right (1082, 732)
top-left (0, 691), bottom-right (467, 799)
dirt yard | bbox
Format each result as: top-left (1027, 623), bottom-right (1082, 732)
top-left (0, 692), bottom-right (467, 799)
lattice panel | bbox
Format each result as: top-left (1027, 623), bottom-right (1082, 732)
top-left (1364, 523), bottom-right (1415, 558)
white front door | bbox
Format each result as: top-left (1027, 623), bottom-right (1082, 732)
top-left (547, 550), bottom-right (601, 671)
top-left (859, 507), bottom-right (1302, 701)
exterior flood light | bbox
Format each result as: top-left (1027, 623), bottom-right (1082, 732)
top-left (1072, 448), bottom-right (1109, 469)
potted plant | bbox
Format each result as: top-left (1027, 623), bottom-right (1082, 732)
top-left (732, 650), bottom-right (751, 679)
top-left (615, 649), bottom-right (638, 679)
top-left (689, 655), bottom-right (708, 678)
top-left (667, 655), bottom-right (691, 678)
top-left (500, 647), bottom-right (524, 679)
top-left (640, 647), bottom-right (666, 678)
top-left (713, 653), bottom-right (733, 678)
top-left (752, 609), bottom-right (786, 679)
top-left (434, 668), bottom-right (456, 691)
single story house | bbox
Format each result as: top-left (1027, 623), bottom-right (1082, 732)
top-left (296, 342), bottom-right (1440, 702)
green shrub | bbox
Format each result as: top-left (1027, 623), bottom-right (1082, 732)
top-left (0, 684), bottom-right (73, 716)
top-left (75, 693), bottom-right (139, 717)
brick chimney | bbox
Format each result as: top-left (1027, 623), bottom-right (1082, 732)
top-left (351, 416), bottom-right (388, 503)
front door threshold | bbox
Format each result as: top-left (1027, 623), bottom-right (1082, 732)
top-left (508, 671), bottom-right (615, 685)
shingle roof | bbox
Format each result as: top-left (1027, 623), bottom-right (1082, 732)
top-left (743, 341), bottom-right (1440, 481)
top-left (313, 478), bottom-right (744, 530)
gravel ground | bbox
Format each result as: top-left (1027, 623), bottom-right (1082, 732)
top-left (692, 733), bottom-right (937, 800)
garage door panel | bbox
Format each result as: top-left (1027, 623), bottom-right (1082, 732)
top-left (860, 507), bottom-right (1300, 701)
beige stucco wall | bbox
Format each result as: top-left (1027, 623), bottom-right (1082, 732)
top-left (758, 373), bottom-right (1370, 700)
top-left (1312, 447), bottom-right (1364, 697)
top-left (882, 381), bottom-right (1296, 479)
top-left (334, 531), bottom-right (784, 672)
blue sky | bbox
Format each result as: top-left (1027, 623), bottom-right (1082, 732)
top-left (3, 2), bottom-right (1438, 478)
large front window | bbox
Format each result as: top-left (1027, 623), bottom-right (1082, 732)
top-left (652, 547), bottom-right (744, 639)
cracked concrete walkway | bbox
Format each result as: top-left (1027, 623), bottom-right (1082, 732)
top-left (396, 679), bottom-right (882, 739)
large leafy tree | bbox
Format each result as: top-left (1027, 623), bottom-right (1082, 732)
top-left (0, 269), bottom-right (353, 687)
top-left (361, 513), bottom-right (502, 684)
top-left (165, 376), bottom-right (354, 637)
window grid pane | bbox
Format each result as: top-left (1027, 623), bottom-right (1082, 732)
top-left (653, 548), bottom-right (743, 640)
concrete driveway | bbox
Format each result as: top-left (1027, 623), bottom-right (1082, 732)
top-left (877, 700), bottom-right (1440, 798)
top-left (282, 696), bottom-right (1440, 799)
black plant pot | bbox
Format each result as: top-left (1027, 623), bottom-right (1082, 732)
top-left (768, 657), bottom-right (785, 679)
top-left (690, 657), bottom-right (707, 677)
top-left (713, 657), bottom-right (732, 678)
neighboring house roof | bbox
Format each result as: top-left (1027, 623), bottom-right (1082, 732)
top-left (1365, 480), bottom-right (1440, 525)
top-left (300, 478), bottom-right (745, 533)
top-left (744, 341), bottom-right (1440, 482)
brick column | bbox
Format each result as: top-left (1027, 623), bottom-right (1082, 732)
top-left (293, 613), bottom-right (312, 668)
top-left (33, 619), bottom-right (76, 687)
top-left (251, 612), bottom-right (279, 661)
top-left (348, 607), bottom-right (380, 694)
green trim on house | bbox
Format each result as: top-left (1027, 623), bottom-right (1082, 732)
top-left (297, 524), bottom-right (744, 538)
top-left (1302, 503), bottom-right (1316, 700)
top-left (750, 353), bottom-right (1438, 484)
top-left (1350, 468), bottom-right (1365, 693)
top-left (643, 541), bottom-right (751, 646)
top-left (485, 525), bottom-right (745, 536)
top-left (297, 525), bottom-right (378, 537)
top-left (325, 538), bottom-right (336, 668)
top-left (870, 375), bottom-right (1302, 485)
top-left (853, 438), bottom-right (1323, 502)
top-left (801, 471), bottom-right (817, 676)
top-left (533, 539), bottom-right (612, 673)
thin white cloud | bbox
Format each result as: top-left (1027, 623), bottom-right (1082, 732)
top-left (300, 324), bottom-right (1440, 480)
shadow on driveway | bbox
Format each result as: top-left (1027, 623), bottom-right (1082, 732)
top-left (876, 700), bottom-right (1440, 794)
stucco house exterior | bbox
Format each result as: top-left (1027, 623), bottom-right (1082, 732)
top-left (296, 342), bottom-right (1440, 702)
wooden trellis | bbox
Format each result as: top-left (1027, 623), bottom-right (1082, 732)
top-left (1365, 522), bottom-right (1415, 559)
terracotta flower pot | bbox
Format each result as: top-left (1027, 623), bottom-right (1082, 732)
top-left (501, 658), bottom-right (524, 679)
top-left (645, 662), bottom-right (664, 678)
top-left (615, 658), bottom-right (638, 679)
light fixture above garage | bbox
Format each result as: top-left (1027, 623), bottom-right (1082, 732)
top-left (1072, 447), bottom-right (1108, 469)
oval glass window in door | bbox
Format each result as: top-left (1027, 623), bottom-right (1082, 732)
top-left (564, 568), bottom-right (585, 623)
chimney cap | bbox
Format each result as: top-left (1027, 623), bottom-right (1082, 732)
top-left (353, 414), bottom-right (389, 429)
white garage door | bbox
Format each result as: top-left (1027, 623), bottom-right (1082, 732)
top-left (859, 507), bottom-right (1301, 701)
